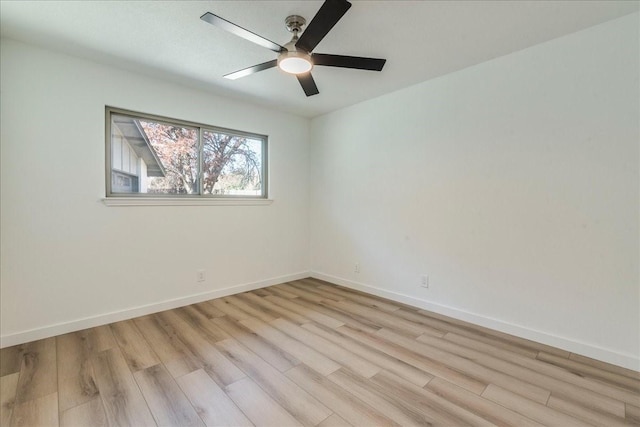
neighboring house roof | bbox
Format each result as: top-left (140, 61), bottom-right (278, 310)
top-left (112, 116), bottom-right (166, 177)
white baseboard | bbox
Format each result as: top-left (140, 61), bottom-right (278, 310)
top-left (0, 271), bottom-right (310, 348)
top-left (311, 271), bottom-right (640, 371)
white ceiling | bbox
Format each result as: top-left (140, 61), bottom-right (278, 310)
top-left (1, 1), bottom-right (638, 118)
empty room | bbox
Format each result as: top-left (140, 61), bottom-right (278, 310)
top-left (1, 1), bottom-right (639, 426)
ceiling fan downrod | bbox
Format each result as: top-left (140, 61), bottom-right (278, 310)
top-left (279, 15), bottom-right (313, 74)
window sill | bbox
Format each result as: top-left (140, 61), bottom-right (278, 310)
top-left (102, 197), bottom-right (274, 207)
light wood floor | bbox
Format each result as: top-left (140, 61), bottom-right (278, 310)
top-left (1, 278), bottom-right (639, 426)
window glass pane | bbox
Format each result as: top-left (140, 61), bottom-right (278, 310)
top-left (138, 120), bottom-right (199, 194)
top-left (110, 114), bottom-right (198, 194)
top-left (107, 108), bottom-right (267, 198)
top-left (202, 130), bottom-right (263, 196)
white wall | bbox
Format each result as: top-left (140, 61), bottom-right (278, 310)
top-left (310, 14), bottom-right (639, 369)
top-left (0, 38), bottom-right (310, 345)
top-left (2, 14), bottom-right (638, 370)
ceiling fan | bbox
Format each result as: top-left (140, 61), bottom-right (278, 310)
top-left (200, 0), bottom-right (386, 97)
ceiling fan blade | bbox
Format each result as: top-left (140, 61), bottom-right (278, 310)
top-left (224, 60), bottom-right (278, 80)
top-left (201, 12), bottom-right (285, 53)
top-left (296, 0), bottom-right (351, 53)
top-left (296, 72), bottom-right (320, 97)
top-left (313, 53), bottom-right (386, 71)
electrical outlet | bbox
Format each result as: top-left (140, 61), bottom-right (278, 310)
top-left (196, 269), bottom-right (206, 282)
top-left (354, 263), bottom-right (360, 273)
top-left (420, 274), bottom-right (429, 288)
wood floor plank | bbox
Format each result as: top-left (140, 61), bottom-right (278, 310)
top-left (426, 377), bottom-right (544, 427)
top-left (192, 301), bottom-right (226, 319)
top-left (266, 285), bottom-right (300, 299)
top-left (252, 288), bottom-right (274, 297)
top-left (90, 348), bottom-right (156, 426)
top-left (481, 384), bottom-right (590, 427)
top-left (417, 332), bottom-right (627, 417)
top-left (327, 299), bottom-right (433, 337)
top-left (110, 320), bottom-right (160, 371)
top-left (327, 368), bottom-right (444, 426)
top-left (56, 331), bottom-right (100, 411)
top-left (14, 337), bottom-right (57, 404)
top-left (537, 351), bottom-right (640, 392)
top-left (265, 295), bottom-right (345, 328)
top-left (134, 315), bottom-right (190, 364)
top-left (381, 309), bottom-right (450, 338)
top-left (397, 308), bottom-right (540, 358)
top-left (225, 377), bottom-right (302, 427)
top-left (156, 310), bottom-right (246, 387)
top-left (223, 295), bottom-right (278, 323)
top-left (315, 284), bottom-right (402, 313)
top-left (306, 279), bottom-right (421, 312)
top-left (1, 372), bottom-right (19, 427)
top-left (377, 328), bottom-right (551, 404)
top-left (1, 345), bottom-right (26, 377)
top-left (60, 397), bottom-right (108, 427)
top-left (239, 317), bottom-right (340, 376)
top-left (302, 322), bottom-right (433, 387)
top-left (175, 305), bottom-right (231, 343)
top-left (235, 292), bottom-right (309, 324)
top-left (212, 316), bottom-right (299, 372)
top-left (547, 395), bottom-right (632, 427)
top-left (270, 318), bottom-right (380, 378)
top-left (295, 297), bottom-right (382, 333)
top-left (137, 314), bottom-right (202, 378)
top-left (445, 332), bottom-right (639, 407)
top-left (215, 337), bottom-right (332, 426)
top-left (317, 413), bottom-right (352, 427)
top-left (337, 324), bottom-right (487, 394)
top-left (10, 392), bottom-right (58, 427)
top-left (284, 364), bottom-right (400, 427)
top-left (570, 353), bottom-right (640, 380)
top-left (76, 325), bottom-right (117, 353)
top-left (164, 357), bottom-right (203, 379)
top-left (444, 331), bottom-right (540, 362)
top-left (370, 369), bottom-right (497, 426)
top-left (288, 280), bottom-right (344, 302)
top-left (416, 332), bottom-right (627, 416)
top-left (208, 298), bottom-right (253, 321)
top-left (176, 369), bottom-right (253, 427)
top-left (274, 283), bottom-right (325, 302)
top-left (418, 308), bottom-right (572, 358)
top-left (626, 403), bottom-right (640, 424)
top-left (134, 364), bottom-right (204, 427)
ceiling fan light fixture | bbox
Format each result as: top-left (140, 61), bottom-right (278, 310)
top-left (278, 51), bottom-right (313, 74)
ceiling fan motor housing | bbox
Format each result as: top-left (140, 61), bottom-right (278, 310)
top-left (285, 15), bottom-right (306, 34)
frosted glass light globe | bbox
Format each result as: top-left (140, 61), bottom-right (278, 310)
top-left (278, 52), bottom-right (313, 74)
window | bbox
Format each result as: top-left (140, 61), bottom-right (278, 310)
top-left (106, 107), bottom-right (267, 198)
